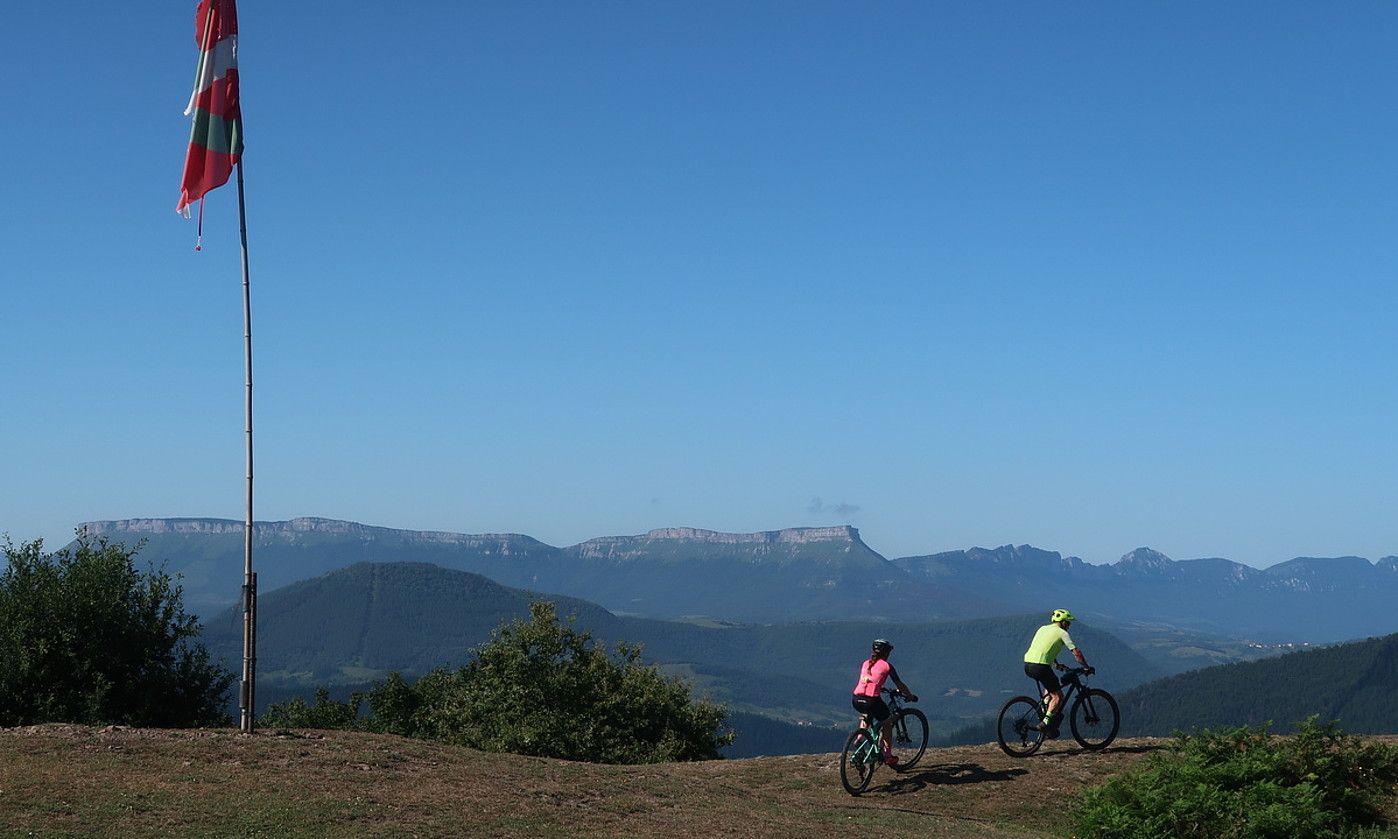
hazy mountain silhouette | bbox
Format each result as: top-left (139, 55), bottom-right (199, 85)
top-left (76, 518), bottom-right (1398, 642)
top-left (894, 545), bottom-right (1398, 642)
top-left (77, 517), bottom-right (1007, 623)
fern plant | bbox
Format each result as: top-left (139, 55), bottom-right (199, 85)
top-left (1073, 718), bottom-right (1398, 839)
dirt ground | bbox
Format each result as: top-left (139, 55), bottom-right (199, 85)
top-left (0, 726), bottom-right (1392, 838)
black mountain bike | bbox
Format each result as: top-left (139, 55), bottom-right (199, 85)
top-left (839, 689), bottom-right (929, 795)
top-left (996, 667), bottom-right (1119, 757)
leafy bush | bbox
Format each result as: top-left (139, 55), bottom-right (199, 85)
top-left (0, 536), bottom-right (234, 727)
top-left (1073, 718), bottom-right (1398, 839)
top-left (259, 601), bottom-right (734, 763)
top-left (261, 687), bottom-right (362, 730)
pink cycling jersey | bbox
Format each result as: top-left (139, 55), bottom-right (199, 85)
top-left (853, 658), bottom-right (892, 697)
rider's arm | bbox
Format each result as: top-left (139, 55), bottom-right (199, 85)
top-left (1072, 648), bottom-right (1093, 672)
top-left (892, 677), bottom-right (918, 702)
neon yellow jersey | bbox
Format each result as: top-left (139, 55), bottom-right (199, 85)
top-left (1023, 623), bottom-right (1076, 665)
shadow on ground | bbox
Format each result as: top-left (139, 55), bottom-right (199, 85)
top-left (1032, 742), bottom-right (1165, 757)
top-left (1092, 743), bottom-right (1161, 755)
top-left (882, 762), bottom-right (1028, 794)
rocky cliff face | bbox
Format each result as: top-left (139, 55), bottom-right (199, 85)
top-left (639, 525), bottom-right (858, 544)
top-left (82, 519), bottom-right (859, 549)
top-left (898, 545), bottom-right (1088, 582)
top-left (965, 544), bottom-right (1088, 571)
top-left (569, 526), bottom-right (866, 562)
top-left (1114, 547), bottom-right (1175, 572)
top-left (80, 517), bottom-right (543, 549)
top-left (69, 517), bottom-right (1397, 637)
top-left (1260, 556), bottom-right (1379, 592)
top-left (82, 517), bottom-right (247, 535)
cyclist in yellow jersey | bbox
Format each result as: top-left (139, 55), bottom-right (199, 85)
top-left (1022, 609), bottom-right (1093, 737)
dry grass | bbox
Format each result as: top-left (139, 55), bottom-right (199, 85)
top-left (1, 726), bottom-right (1392, 838)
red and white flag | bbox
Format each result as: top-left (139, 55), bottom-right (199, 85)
top-left (177, 0), bottom-right (242, 215)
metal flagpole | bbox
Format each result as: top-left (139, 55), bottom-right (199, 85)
top-left (236, 159), bottom-right (258, 734)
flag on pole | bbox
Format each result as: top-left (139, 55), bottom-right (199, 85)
top-left (177, 0), bottom-right (242, 215)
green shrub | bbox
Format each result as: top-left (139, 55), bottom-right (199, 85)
top-left (259, 601), bottom-right (734, 764)
top-left (1073, 718), bottom-right (1398, 839)
top-left (359, 672), bottom-right (420, 737)
top-left (0, 536), bottom-right (233, 727)
top-left (262, 687), bottom-right (362, 730)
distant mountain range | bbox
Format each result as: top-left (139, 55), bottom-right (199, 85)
top-left (61, 516), bottom-right (1397, 755)
top-left (76, 517), bottom-right (1007, 623)
top-left (79, 517), bottom-right (1397, 643)
top-left (895, 545), bottom-right (1398, 642)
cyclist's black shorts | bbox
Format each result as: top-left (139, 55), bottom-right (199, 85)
top-left (852, 694), bottom-right (891, 722)
top-left (1024, 662), bottom-right (1061, 693)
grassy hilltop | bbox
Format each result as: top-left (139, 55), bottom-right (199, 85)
top-left (4, 726), bottom-right (1395, 838)
top-left (0, 725), bottom-right (1162, 838)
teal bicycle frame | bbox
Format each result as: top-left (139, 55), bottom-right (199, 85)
top-left (850, 717), bottom-right (885, 767)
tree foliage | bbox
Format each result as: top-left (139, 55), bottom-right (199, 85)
top-left (261, 601), bottom-right (734, 763)
top-left (260, 687), bottom-right (362, 730)
top-left (1115, 633), bottom-right (1398, 737)
top-left (0, 536), bottom-right (233, 727)
top-left (1073, 718), bottom-right (1398, 839)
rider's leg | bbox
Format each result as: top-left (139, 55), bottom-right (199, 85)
top-left (1025, 664), bottom-right (1062, 727)
top-left (1042, 688), bottom-right (1065, 738)
top-left (853, 696), bottom-right (873, 734)
top-left (1035, 681), bottom-right (1059, 722)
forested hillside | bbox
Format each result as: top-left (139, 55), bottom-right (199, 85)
top-left (201, 562), bottom-right (1163, 742)
top-left (1115, 632), bottom-right (1398, 736)
top-left (942, 632), bottom-right (1398, 746)
top-left (211, 562), bottom-right (616, 678)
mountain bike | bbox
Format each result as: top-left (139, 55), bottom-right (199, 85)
top-left (839, 689), bottom-right (928, 795)
top-left (996, 667), bottom-right (1119, 757)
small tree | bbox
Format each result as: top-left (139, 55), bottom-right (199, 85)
top-left (0, 536), bottom-right (234, 727)
top-left (261, 687), bottom-right (363, 730)
top-left (263, 602), bottom-right (735, 762)
top-left (401, 601), bottom-right (733, 762)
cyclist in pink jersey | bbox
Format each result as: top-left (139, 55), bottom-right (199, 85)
top-left (851, 639), bottom-right (918, 765)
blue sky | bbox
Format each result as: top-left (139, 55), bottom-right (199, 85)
top-left (3, 2), bottom-right (1395, 567)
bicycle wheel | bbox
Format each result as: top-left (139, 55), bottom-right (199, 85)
top-left (1069, 688), bottom-right (1120, 750)
top-left (996, 696), bottom-right (1046, 757)
top-left (890, 709), bottom-right (929, 770)
top-left (839, 728), bottom-right (878, 795)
